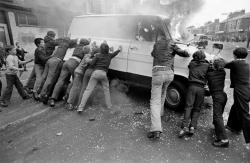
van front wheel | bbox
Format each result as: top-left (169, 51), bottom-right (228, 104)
top-left (165, 80), bottom-right (187, 111)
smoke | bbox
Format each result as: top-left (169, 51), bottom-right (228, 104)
top-left (16, 0), bottom-right (204, 40)
top-left (161, 0), bottom-right (205, 41)
top-left (101, 0), bottom-right (205, 41)
top-left (15, 0), bottom-right (87, 36)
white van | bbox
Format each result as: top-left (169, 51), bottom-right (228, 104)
top-left (66, 14), bottom-right (213, 110)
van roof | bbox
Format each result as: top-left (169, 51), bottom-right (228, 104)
top-left (75, 14), bottom-right (170, 20)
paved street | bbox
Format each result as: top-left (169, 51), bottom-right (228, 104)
top-left (0, 42), bottom-right (249, 163)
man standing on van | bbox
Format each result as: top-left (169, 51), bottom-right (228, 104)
top-left (147, 30), bottom-right (189, 140)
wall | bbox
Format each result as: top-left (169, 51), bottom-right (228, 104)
top-left (16, 26), bottom-right (58, 55)
top-left (7, 11), bottom-right (57, 58)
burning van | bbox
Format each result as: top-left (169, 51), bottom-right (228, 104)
top-left (66, 14), bottom-right (214, 110)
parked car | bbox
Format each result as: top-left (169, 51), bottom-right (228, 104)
top-left (193, 34), bottom-right (209, 49)
top-left (65, 14), bottom-right (214, 111)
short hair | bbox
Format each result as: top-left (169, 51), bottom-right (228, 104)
top-left (233, 47), bottom-right (248, 59)
top-left (100, 43), bottom-right (109, 54)
top-left (193, 50), bottom-right (206, 61)
top-left (213, 58), bottom-right (225, 70)
top-left (47, 31), bottom-right (56, 38)
top-left (79, 38), bottom-right (90, 46)
top-left (34, 38), bottom-right (44, 47)
top-left (83, 45), bottom-right (91, 54)
top-left (5, 45), bottom-right (14, 53)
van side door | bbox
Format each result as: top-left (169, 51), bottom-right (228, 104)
top-left (127, 17), bottom-right (158, 80)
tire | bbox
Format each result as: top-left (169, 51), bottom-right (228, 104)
top-left (165, 80), bottom-right (187, 111)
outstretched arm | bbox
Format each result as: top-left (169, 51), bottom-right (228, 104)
top-left (110, 46), bottom-right (122, 59)
top-left (172, 44), bottom-right (189, 57)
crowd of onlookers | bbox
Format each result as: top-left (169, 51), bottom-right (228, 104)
top-left (0, 30), bottom-right (249, 149)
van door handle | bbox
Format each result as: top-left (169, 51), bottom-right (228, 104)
top-left (130, 46), bottom-right (138, 50)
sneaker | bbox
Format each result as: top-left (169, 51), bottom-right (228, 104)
top-left (0, 101), bottom-right (8, 107)
top-left (62, 95), bottom-right (68, 102)
top-left (33, 92), bottom-right (39, 101)
top-left (49, 99), bottom-right (55, 107)
top-left (66, 104), bottom-right (75, 111)
top-left (40, 95), bottom-right (48, 105)
top-left (188, 127), bottom-right (195, 136)
top-left (147, 131), bottom-right (161, 140)
top-left (77, 107), bottom-right (84, 114)
top-left (23, 95), bottom-right (31, 100)
top-left (24, 87), bottom-right (33, 94)
top-left (212, 140), bottom-right (229, 148)
top-left (178, 127), bottom-right (189, 138)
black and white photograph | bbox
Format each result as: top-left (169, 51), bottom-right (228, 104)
top-left (0, 0), bottom-right (249, 162)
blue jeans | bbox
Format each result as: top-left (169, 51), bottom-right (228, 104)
top-left (150, 69), bottom-right (174, 132)
top-left (67, 72), bottom-right (84, 106)
top-left (78, 70), bottom-right (111, 110)
top-left (33, 64), bottom-right (44, 93)
top-left (39, 57), bottom-right (63, 97)
top-left (51, 58), bottom-right (80, 100)
top-left (24, 67), bottom-right (36, 90)
top-left (182, 84), bottom-right (205, 129)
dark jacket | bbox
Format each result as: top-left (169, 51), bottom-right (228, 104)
top-left (225, 60), bottom-right (250, 88)
top-left (151, 38), bottom-right (189, 70)
top-left (52, 38), bottom-right (77, 60)
top-left (34, 46), bottom-right (50, 66)
top-left (90, 50), bottom-right (120, 72)
top-left (207, 68), bottom-right (226, 94)
top-left (16, 48), bottom-right (27, 61)
top-left (72, 39), bottom-right (90, 59)
top-left (44, 35), bottom-right (59, 56)
top-left (188, 59), bottom-right (209, 87)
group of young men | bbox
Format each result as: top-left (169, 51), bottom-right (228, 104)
top-left (0, 31), bottom-right (122, 116)
top-left (0, 30), bottom-right (249, 149)
top-left (148, 30), bottom-right (250, 148)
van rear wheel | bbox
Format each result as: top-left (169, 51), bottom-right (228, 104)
top-left (165, 80), bottom-right (187, 111)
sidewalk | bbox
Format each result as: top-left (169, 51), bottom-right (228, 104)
top-left (0, 65), bottom-right (54, 131)
top-left (0, 100), bottom-right (51, 131)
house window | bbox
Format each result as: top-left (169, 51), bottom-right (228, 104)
top-left (16, 13), bottom-right (38, 26)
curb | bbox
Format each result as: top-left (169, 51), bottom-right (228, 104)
top-left (0, 107), bottom-right (50, 132)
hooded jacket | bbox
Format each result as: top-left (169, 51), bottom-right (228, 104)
top-left (188, 59), bottom-right (209, 86)
top-left (90, 50), bottom-right (120, 72)
top-left (151, 38), bottom-right (189, 70)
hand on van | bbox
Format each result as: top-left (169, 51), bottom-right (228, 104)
top-left (118, 46), bottom-right (122, 52)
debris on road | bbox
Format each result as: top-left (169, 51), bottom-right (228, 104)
top-left (56, 132), bottom-right (62, 136)
top-left (89, 118), bottom-right (95, 121)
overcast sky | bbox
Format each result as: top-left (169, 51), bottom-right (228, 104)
top-left (188, 0), bottom-right (250, 27)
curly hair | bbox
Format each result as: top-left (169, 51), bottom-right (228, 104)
top-left (193, 50), bottom-right (206, 61)
top-left (213, 58), bottom-right (225, 70)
